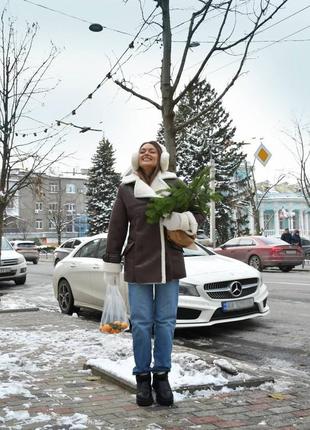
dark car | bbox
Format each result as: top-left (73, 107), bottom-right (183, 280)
top-left (301, 237), bottom-right (310, 259)
top-left (214, 236), bottom-right (304, 272)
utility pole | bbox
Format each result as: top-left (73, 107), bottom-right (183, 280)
top-left (209, 158), bottom-right (216, 247)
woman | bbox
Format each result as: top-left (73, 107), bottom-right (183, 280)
top-left (103, 141), bottom-right (203, 407)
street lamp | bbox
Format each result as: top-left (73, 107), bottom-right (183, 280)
top-left (89, 23), bottom-right (103, 32)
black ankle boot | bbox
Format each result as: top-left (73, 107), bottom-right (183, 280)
top-left (136, 373), bottom-right (153, 406)
top-left (152, 372), bottom-right (174, 406)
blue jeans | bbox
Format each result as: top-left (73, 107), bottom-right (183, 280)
top-left (128, 280), bottom-right (179, 375)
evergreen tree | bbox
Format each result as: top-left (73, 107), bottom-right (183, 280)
top-left (159, 79), bottom-right (248, 243)
top-left (86, 138), bottom-right (121, 234)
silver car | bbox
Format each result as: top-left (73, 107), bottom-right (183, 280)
top-left (53, 237), bottom-right (88, 266)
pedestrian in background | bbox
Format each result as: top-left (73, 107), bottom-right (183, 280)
top-left (103, 141), bottom-right (204, 407)
top-left (291, 229), bottom-right (302, 247)
top-left (281, 228), bottom-right (292, 244)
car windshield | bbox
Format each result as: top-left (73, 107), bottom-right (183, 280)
top-left (183, 243), bottom-right (214, 257)
top-left (2, 238), bottom-right (13, 250)
top-left (260, 237), bottom-right (288, 245)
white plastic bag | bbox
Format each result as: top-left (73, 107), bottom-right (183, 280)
top-left (99, 273), bottom-right (129, 334)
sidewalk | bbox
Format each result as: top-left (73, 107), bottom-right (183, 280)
top-left (1, 309), bottom-right (310, 430)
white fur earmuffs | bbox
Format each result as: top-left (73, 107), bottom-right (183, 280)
top-left (131, 143), bottom-right (170, 172)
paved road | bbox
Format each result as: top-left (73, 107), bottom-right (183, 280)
top-left (175, 268), bottom-right (310, 383)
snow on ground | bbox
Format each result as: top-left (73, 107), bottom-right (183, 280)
top-left (0, 293), bottom-right (288, 429)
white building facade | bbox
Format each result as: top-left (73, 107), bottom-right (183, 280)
top-left (248, 191), bottom-right (310, 238)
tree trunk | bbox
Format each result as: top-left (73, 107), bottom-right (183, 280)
top-left (0, 205), bottom-right (5, 261)
top-left (160, 0), bottom-right (176, 172)
top-left (253, 208), bottom-right (261, 235)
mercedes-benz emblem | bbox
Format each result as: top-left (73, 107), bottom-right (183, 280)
top-left (229, 281), bottom-right (242, 297)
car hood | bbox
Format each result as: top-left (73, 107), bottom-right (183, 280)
top-left (184, 254), bottom-right (259, 284)
top-left (0, 250), bottom-right (24, 260)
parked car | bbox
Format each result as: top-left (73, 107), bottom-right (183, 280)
top-left (53, 237), bottom-right (88, 266)
top-left (214, 236), bottom-right (304, 272)
top-left (0, 238), bottom-right (27, 285)
top-left (301, 237), bottom-right (310, 259)
top-left (276, 235), bottom-right (310, 260)
top-left (53, 233), bottom-right (269, 328)
top-left (10, 240), bottom-right (40, 264)
top-left (196, 229), bottom-right (212, 246)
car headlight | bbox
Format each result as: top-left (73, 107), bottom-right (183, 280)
top-left (257, 275), bottom-right (263, 288)
top-left (18, 256), bottom-right (25, 264)
top-left (179, 282), bottom-right (200, 297)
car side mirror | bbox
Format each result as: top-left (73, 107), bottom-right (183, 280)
top-left (220, 244), bottom-right (226, 249)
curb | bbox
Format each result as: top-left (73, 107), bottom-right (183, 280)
top-left (84, 363), bottom-right (275, 395)
top-left (0, 307), bottom-right (39, 314)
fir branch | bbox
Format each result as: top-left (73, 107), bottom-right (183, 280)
top-left (146, 167), bottom-right (221, 224)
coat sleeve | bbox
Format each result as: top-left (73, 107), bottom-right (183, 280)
top-left (103, 185), bottom-right (129, 272)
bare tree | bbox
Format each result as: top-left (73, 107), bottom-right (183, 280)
top-left (284, 121), bottom-right (310, 207)
top-left (113, 0), bottom-right (288, 170)
top-left (47, 177), bottom-right (80, 246)
top-left (243, 160), bottom-right (285, 234)
top-left (0, 11), bottom-right (65, 253)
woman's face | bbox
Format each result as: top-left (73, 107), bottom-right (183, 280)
top-left (138, 143), bottom-right (160, 173)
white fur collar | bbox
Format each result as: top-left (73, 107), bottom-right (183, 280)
top-left (122, 171), bottom-right (177, 198)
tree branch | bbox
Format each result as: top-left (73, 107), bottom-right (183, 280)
top-left (113, 79), bottom-right (161, 109)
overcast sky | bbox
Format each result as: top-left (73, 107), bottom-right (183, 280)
top-left (2, 0), bottom-right (310, 182)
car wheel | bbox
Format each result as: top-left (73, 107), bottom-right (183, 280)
top-left (33, 259), bottom-right (38, 265)
top-left (58, 279), bottom-right (75, 315)
top-left (280, 266), bottom-right (294, 272)
top-left (248, 255), bottom-right (262, 271)
top-left (15, 276), bottom-right (26, 285)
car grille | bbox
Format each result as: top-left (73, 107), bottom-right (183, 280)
top-left (211, 303), bottom-right (260, 320)
top-left (0, 259), bottom-right (19, 266)
top-left (204, 277), bottom-right (258, 299)
top-left (0, 270), bottom-right (17, 277)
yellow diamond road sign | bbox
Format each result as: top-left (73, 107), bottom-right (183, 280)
top-left (255, 143), bottom-right (272, 166)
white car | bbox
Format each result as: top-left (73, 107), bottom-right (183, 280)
top-left (53, 233), bottom-right (269, 328)
top-left (0, 238), bottom-right (27, 285)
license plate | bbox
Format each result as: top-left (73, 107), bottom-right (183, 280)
top-left (285, 250), bottom-right (296, 255)
top-left (222, 298), bottom-right (254, 312)
top-left (0, 267), bottom-right (10, 273)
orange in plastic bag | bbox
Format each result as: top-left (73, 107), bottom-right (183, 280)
top-left (100, 274), bottom-right (129, 335)
top-left (99, 321), bottom-right (129, 334)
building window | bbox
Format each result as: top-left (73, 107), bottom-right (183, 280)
top-left (7, 199), bottom-right (15, 209)
top-left (66, 215), bottom-right (76, 233)
top-left (36, 219), bottom-right (43, 229)
top-left (66, 183), bottom-right (76, 193)
top-left (49, 183), bottom-right (58, 193)
top-left (49, 203), bottom-right (58, 212)
top-left (48, 220), bottom-right (56, 230)
top-left (35, 202), bottom-right (43, 212)
top-left (263, 210), bottom-right (274, 231)
top-left (65, 203), bottom-right (75, 213)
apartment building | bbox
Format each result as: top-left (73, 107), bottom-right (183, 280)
top-left (4, 169), bottom-right (89, 245)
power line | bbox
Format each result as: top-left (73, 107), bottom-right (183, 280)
top-left (21, 0), bottom-right (133, 36)
top-left (209, 23), bottom-right (310, 75)
top-left (58, 5), bottom-right (158, 121)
